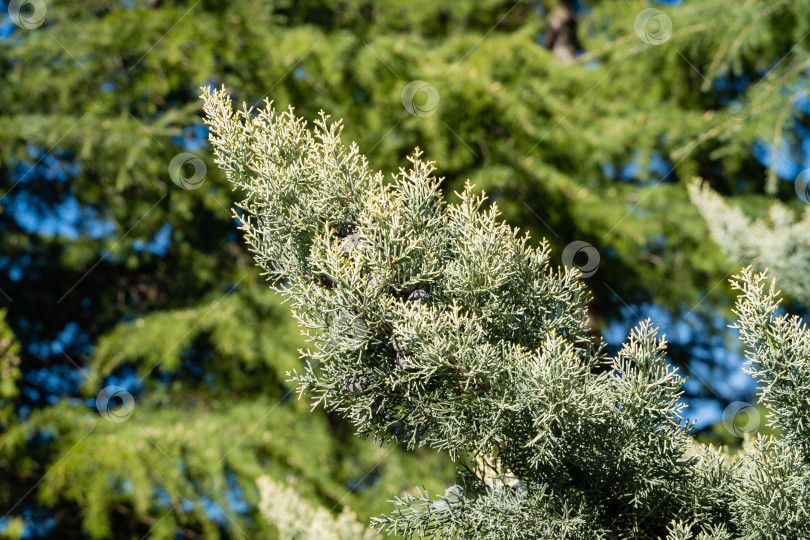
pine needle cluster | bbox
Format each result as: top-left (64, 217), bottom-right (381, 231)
top-left (689, 181), bottom-right (810, 307)
top-left (202, 87), bottom-right (810, 539)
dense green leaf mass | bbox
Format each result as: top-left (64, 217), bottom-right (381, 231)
top-left (203, 86), bottom-right (810, 538)
top-left (2, 0), bottom-right (809, 537)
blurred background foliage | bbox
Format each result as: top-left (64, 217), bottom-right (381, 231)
top-left (0, 0), bottom-right (808, 537)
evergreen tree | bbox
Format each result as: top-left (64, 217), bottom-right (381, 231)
top-left (3, 0), bottom-right (809, 536)
top-left (202, 86), bottom-right (810, 539)
top-left (1, 1), bottom-right (459, 536)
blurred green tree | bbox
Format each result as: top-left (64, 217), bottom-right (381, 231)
top-left (690, 179), bottom-right (810, 310)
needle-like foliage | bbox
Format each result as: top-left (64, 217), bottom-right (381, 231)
top-left (257, 475), bottom-right (380, 540)
top-left (202, 86), bottom-right (810, 539)
top-left (689, 181), bottom-right (810, 307)
top-left (727, 268), bottom-right (810, 539)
